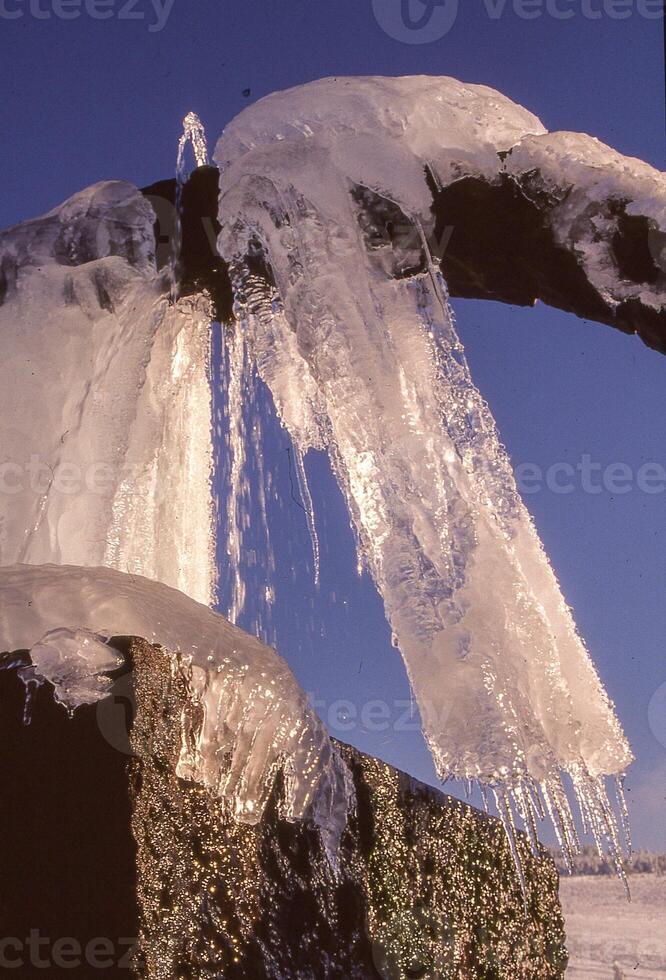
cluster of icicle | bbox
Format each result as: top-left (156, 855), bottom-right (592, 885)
top-left (212, 76), bottom-right (635, 889)
top-left (0, 564), bottom-right (351, 862)
top-left (0, 176), bottom-right (217, 606)
top-left (0, 107), bottom-right (352, 862)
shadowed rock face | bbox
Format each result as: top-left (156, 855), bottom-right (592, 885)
top-left (142, 166), bottom-right (233, 322)
top-left (0, 638), bottom-right (567, 979)
top-left (428, 173), bottom-right (666, 354)
top-left (0, 649), bottom-right (139, 979)
top-left (144, 163), bottom-right (665, 355)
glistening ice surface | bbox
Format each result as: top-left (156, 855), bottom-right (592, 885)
top-left (214, 75), bottom-right (638, 878)
top-left (1, 75), bottom-right (660, 881)
top-left (0, 135), bottom-right (350, 855)
top-left (0, 563), bottom-right (351, 855)
top-left (0, 181), bottom-right (216, 605)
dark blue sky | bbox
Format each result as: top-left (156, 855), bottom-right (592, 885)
top-left (1, 2), bottom-right (664, 848)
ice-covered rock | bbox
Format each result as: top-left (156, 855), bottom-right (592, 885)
top-left (0, 563), bottom-right (351, 852)
top-left (502, 130), bottom-right (666, 321)
top-left (0, 634), bottom-right (568, 979)
top-left (211, 75), bottom-right (665, 349)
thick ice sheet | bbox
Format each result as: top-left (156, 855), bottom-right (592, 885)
top-left (0, 141), bottom-right (350, 854)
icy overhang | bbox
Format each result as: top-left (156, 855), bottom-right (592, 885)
top-left (142, 75), bottom-right (665, 351)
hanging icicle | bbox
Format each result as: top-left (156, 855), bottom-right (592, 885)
top-left (213, 75), bottom-right (636, 885)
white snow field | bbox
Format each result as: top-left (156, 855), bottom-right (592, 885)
top-left (560, 875), bottom-right (666, 978)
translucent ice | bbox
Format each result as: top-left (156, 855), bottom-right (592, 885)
top-left (0, 181), bottom-right (216, 605)
top-left (214, 75), bottom-right (636, 871)
top-left (177, 111), bottom-right (209, 175)
top-left (171, 110), bottom-right (210, 303)
top-left (1, 74), bottom-right (658, 878)
top-left (0, 175), bottom-right (352, 852)
top-left (0, 563), bottom-right (351, 854)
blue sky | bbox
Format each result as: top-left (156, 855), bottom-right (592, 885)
top-left (1, 1), bottom-right (664, 849)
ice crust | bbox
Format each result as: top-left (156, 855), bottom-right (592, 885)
top-left (0, 563), bottom-right (350, 852)
top-left (0, 173), bottom-right (350, 853)
top-left (503, 132), bottom-right (666, 313)
top-left (215, 75), bottom-right (641, 873)
top-left (217, 74), bottom-right (665, 316)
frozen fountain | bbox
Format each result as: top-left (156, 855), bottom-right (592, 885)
top-left (170, 111), bottom-right (210, 303)
top-left (212, 76), bottom-right (641, 888)
top-left (1, 77), bottom-right (665, 899)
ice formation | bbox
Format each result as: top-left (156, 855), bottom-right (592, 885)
top-left (0, 181), bottom-right (216, 605)
top-left (0, 155), bottom-right (350, 855)
top-left (214, 75), bottom-right (638, 877)
top-left (0, 563), bottom-right (350, 854)
top-left (502, 131), bottom-right (666, 315)
top-left (1, 75), bottom-right (659, 882)
top-left (171, 111), bottom-right (210, 303)
top-left (177, 111), bottom-right (209, 173)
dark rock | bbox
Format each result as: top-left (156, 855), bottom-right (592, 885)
top-left (141, 167), bottom-right (233, 323)
top-left (145, 166), bottom-right (665, 354)
top-left (0, 639), bottom-right (567, 978)
top-left (430, 176), bottom-right (666, 354)
top-left (430, 174), bottom-right (613, 320)
top-left (0, 650), bottom-right (139, 978)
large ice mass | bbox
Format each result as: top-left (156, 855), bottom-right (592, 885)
top-left (0, 180), bottom-right (216, 605)
top-left (1, 75), bottom-right (660, 883)
top-left (0, 167), bottom-right (351, 855)
top-left (214, 75), bottom-right (639, 878)
top-left (0, 564), bottom-right (350, 855)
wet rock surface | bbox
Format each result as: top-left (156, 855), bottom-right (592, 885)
top-left (1, 637), bottom-right (566, 978)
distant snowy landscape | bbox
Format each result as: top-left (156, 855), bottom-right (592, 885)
top-left (560, 875), bottom-right (666, 978)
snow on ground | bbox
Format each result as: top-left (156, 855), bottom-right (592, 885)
top-left (560, 875), bottom-right (666, 977)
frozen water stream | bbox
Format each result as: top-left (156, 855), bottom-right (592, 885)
top-left (214, 75), bottom-right (636, 882)
top-left (2, 76), bottom-right (660, 882)
top-left (170, 111), bottom-right (210, 303)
